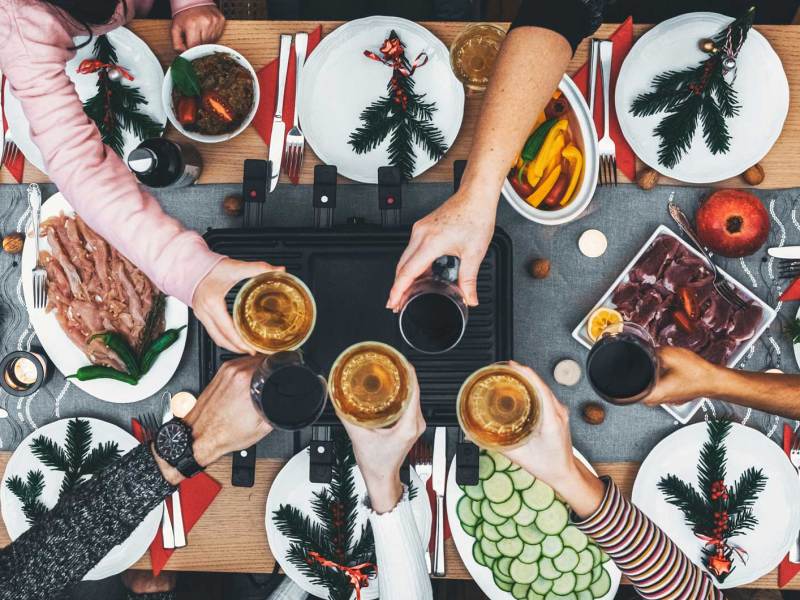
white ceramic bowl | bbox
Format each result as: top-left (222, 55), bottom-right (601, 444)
top-left (500, 74), bottom-right (599, 226)
top-left (162, 44), bottom-right (260, 143)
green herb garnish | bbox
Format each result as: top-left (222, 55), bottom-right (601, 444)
top-left (170, 56), bottom-right (201, 97)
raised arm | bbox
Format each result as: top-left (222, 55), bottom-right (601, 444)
top-left (501, 362), bottom-right (723, 600)
top-left (387, 0), bottom-right (601, 309)
top-left (644, 346), bottom-right (800, 419)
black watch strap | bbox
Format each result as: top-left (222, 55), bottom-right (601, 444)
top-left (175, 453), bottom-right (204, 479)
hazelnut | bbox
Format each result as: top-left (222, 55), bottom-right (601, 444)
top-left (2, 232), bottom-right (24, 254)
top-left (223, 194), bottom-right (244, 216)
top-left (581, 402), bottom-right (606, 425)
top-left (637, 168), bottom-right (659, 191)
top-left (529, 258), bottom-right (551, 279)
top-left (741, 163), bottom-right (765, 186)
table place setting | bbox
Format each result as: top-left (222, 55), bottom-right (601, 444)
top-left (3, 5), bottom-right (800, 599)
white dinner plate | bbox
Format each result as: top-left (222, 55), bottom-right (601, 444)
top-left (299, 16), bottom-right (464, 183)
top-left (446, 450), bottom-right (621, 600)
top-left (265, 446), bottom-right (432, 599)
top-left (616, 12), bottom-right (789, 183)
top-left (632, 422), bottom-right (800, 589)
top-left (0, 418), bottom-right (160, 580)
top-left (21, 192), bottom-right (188, 403)
top-left (3, 27), bottom-right (165, 174)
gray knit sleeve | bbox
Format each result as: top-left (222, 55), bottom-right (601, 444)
top-left (0, 444), bottom-right (175, 600)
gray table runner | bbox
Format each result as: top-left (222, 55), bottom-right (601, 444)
top-left (0, 182), bottom-right (797, 463)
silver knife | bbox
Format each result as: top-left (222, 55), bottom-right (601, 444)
top-left (269, 34), bottom-right (292, 192)
top-left (768, 246), bottom-right (800, 260)
top-left (162, 401), bottom-right (187, 548)
top-left (432, 426), bottom-right (446, 577)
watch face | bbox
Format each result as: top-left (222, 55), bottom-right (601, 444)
top-left (156, 421), bottom-right (190, 463)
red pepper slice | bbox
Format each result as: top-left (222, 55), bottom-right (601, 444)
top-left (677, 286), bottom-right (699, 320)
top-left (176, 96), bottom-right (198, 126)
top-left (201, 91), bottom-right (235, 123)
top-left (509, 169), bottom-right (534, 198)
top-left (673, 309), bottom-right (695, 334)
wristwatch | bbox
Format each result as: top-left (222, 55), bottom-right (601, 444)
top-left (154, 418), bottom-right (204, 478)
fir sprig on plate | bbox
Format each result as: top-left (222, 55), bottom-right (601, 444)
top-left (787, 318), bottom-right (800, 345)
top-left (630, 6), bottom-right (756, 169)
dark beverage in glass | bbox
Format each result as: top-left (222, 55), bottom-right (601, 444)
top-left (250, 351), bottom-right (327, 430)
top-left (586, 323), bottom-right (658, 405)
top-left (127, 138), bottom-right (202, 189)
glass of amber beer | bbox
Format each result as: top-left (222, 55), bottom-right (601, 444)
top-left (457, 363), bottom-right (540, 451)
top-left (233, 272), bottom-right (316, 354)
top-left (329, 341), bottom-right (414, 429)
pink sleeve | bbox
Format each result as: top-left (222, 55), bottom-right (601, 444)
top-left (0, 3), bottom-right (223, 307)
top-left (170, 0), bottom-right (217, 16)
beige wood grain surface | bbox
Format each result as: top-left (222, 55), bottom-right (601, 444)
top-left (0, 452), bottom-right (794, 588)
top-left (3, 21), bottom-right (800, 189)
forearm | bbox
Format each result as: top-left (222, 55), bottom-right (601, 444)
top-left (574, 479), bottom-right (722, 600)
top-left (0, 445), bottom-right (175, 600)
top-left (709, 367), bottom-right (800, 419)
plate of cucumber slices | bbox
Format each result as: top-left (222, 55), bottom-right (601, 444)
top-left (446, 449), bottom-right (620, 600)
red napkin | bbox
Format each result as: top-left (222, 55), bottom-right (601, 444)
top-left (131, 419), bottom-right (222, 577)
top-left (572, 17), bottom-right (636, 181)
top-left (0, 75), bottom-right (24, 183)
top-left (780, 279), bottom-right (800, 302)
top-left (425, 477), bottom-right (451, 554)
top-left (252, 25), bottom-right (323, 182)
top-left (779, 424), bottom-right (799, 587)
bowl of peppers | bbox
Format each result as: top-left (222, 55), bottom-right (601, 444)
top-left (501, 75), bottom-right (598, 225)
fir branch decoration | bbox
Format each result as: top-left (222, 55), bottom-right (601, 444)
top-left (348, 30), bottom-right (448, 180)
top-left (6, 418), bottom-right (122, 526)
top-left (81, 35), bottom-right (163, 157)
top-left (657, 419), bottom-right (767, 582)
top-left (630, 7), bottom-right (756, 168)
top-left (786, 318), bottom-right (800, 345)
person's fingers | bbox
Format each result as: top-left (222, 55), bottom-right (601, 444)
top-left (185, 26), bottom-right (202, 50)
top-left (233, 260), bottom-right (284, 278)
top-left (457, 253), bottom-right (482, 306)
top-left (171, 24), bottom-right (187, 52)
top-left (206, 303), bottom-right (255, 355)
top-left (507, 362), bottom-right (561, 426)
top-left (388, 246), bottom-right (444, 310)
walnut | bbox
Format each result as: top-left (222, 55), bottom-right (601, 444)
top-left (741, 163), bottom-right (765, 186)
top-left (637, 168), bottom-right (659, 191)
top-left (2, 232), bottom-right (24, 254)
top-left (223, 194), bottom-right (244, 216)
top-left (582, 402), bottom-right (606, 425)
top-left (529, 258), bottom-right (551, 279)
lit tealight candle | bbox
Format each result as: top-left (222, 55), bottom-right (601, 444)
top-left (0, 350), bottom-right (49, 396)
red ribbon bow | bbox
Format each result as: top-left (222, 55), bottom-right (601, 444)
top-left (307, 551), bottom-right (376, 600)
top-left (76, 59), bottom-right (134, 81)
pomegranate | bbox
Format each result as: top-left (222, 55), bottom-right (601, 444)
top-left (695, 190), bottom-right (769, 258)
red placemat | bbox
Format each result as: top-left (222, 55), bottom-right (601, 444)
top-left (424, 477), bottom-right (451, 555)
top-left (780, 278), bottom-right (800, 302)
top-left (1, 76), bottom-right (24, 183)
top-left (779, 424), bottom-right (799, 587)
top-left (131, 419), bottom-right (222, 577)
top-left (572, 17), bottom-right (636, 181)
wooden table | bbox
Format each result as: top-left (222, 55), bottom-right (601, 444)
top-left (3, 20), bottom-right (800, 189)
top-left (0, 452), bottom-right (794, 589)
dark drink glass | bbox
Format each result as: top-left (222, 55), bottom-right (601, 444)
top-left (586, 322), bottom-right (658, 405)
top-left (250, 351), bottom-right (327, 430)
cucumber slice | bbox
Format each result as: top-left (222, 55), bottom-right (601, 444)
top-left (475, 522), bottom-right (485, 542)
top-left (499, 537), bottom-right (524, 558)
top-left (463, 523), bottom-right (476, 537)
top-left (497, 556), bottom-right (513, 578)
top-left (573, 572), bottom-right (591, 593)
top-left (554, 547), bottom-right (579, 573)
top-left (532, 576), bottom-right (553, 594)
top-left (495, 492), bottom-right (523, 518)
top-left (465, 482), bottom-right (486, 501)
top-left (541, 535), bottom-right (564, 558)
top-left (518, 523), bottom-right (546, 545)
top-left (457, 495), bottom-right (479, 527)
top-left (528, 592), bottom-right (545, 600)
top-left (481, 499), bottom-right (508, 526)
top-left (479, 454), bottom-right (496, 480)
top-left (589, 570), bottom-right (611, 598)
top-left (522, 480), bottom-right (556, 511)
top-left (498, 519), bottom-right (518, 539)
top-left (552, 572), bottom-right (576, 595)
top-left (495, 576), bottom-right (514, 592)
top-left (473, 540), bottom-right (486, 566)
top-left (587, 545), bottom-right (601, 567)
top-left (513, 504), bottom-right (538, 527)
top-left (576, 590), bottom-right (592, 600)
top-left (573, 549), bottom-right (593, 575)
top-left (512, 582), bottom-right (531, 600)
top-left (483, 522), bottom-right (502, 542)
top-left (484, 472), bottom-right (514, 504)
top-left (560, 526), bottom-right (588, 552)
top-left (538, 556), bottom-right (560, 580)
top-left (545, 593), bottom-right (576, 600)
top-left (481, 537), bottom-right (501, 559)
top-left (518, 543), bottom-right (542, 564)
top-left (510, 469), bottom-right (535, 491)
top-left (472, 499), bottom-right (483, 517)
top-left (600, 551), bottom-right (610, 564)
top-left (536, 501), bottom-right (569, 535)
top-left (510, 558), bottom-right (540, 584)
top-left (590, 565), bottom-right (602, 583)
top-left (489, 450), bottom-right (513, 471)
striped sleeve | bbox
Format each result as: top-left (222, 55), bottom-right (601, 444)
top-left (573, 477), bottom-right (723, 600)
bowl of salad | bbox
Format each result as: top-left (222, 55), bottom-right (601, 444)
top-left (500, 75), bottom-right (598, 225)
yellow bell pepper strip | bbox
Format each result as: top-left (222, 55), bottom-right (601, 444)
top-left (517, 118), bottom-right (558, 185)
top-left (525, 165), bottom-right (562, 208)
top-left (530, 119), bottom-right (568, 181)
top-left (560, 144), bottom-right (584, 206)
top-left (543, 134), bottom-right (565, 178)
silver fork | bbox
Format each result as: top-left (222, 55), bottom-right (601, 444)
top-left (668, 198), bottom-right (747, 310)
top-left (284, 32), bottom-right (308, 184)
top-left (28, 184), bottom-right (47, 309)
top-left (410, 438), bottom-right (433, 574)
top-left (597, 40), bottom-right (617, 187)
top-left (790, 435), bottom-right (800, 563)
